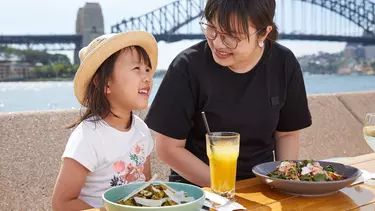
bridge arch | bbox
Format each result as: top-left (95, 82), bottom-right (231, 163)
top-left (111, 0), bottom-right (205, 35)
top-left (298, 0), bottom-right (375, 36)
top-left (110, 0), bottom-right (375, 42)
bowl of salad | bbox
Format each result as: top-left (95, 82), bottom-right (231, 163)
top-left (252, 160), bottom-right (361, 196)
top-left (102, 180), bottom-right (205, 211)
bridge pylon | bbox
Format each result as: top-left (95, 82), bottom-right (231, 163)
top-left (75, 3), bottom-right (105, 64)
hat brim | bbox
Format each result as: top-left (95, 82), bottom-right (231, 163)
top-left (73, 31), bottom-right (158, 106)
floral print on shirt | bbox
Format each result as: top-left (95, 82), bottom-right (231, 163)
top-left (110, 144), bottom-right (147, 187)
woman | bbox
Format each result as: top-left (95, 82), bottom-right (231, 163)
top-left (145, 0), bottom-right (312, 187)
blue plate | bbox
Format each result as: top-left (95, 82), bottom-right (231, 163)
top-left (102, 181), bottom-right (205, 211)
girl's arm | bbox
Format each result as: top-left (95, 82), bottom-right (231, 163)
top-left (143, 155), bottom-right (152, 181)
top-left (52, 158), bottom-right (92, 211)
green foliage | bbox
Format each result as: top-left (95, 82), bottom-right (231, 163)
top-left (30, 63), bottom-right (77, 79)
top-left (0, 46), bottom-right (71, 66)
top-left (0, 46), bottom-right (78, 80)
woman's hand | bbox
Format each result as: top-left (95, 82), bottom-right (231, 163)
top-left (52, 158), bottom-right (92, 211)
top-left (154, 132), bottom-right (211, 187)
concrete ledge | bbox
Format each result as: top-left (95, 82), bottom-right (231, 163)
top-left (0, 109), bottom-right (169, 210)
top-left (1, 91), bottom-right (374, 210)
top-left (299, 94), bottom-right (373, 160)
top-left (336, 91), bottom-right (375, 124)
top-left (0, 110), bottom-right (78, 210)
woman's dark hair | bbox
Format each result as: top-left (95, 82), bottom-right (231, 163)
top-left (204, 0), bottom-right (279, 41)
top-left (67, 46), bottom-right (152, 129)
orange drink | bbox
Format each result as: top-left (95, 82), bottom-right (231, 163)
top-left (206, 132), bottom-right (240, 199)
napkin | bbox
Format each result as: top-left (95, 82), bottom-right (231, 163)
top-left (352, 169), bottom-right (375, 186)
top-left (203, 190), bottom-right (247, 211)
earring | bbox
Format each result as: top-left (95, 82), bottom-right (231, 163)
top-left (258, 41), bottom-right (264, 48)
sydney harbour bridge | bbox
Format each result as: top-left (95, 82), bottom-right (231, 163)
top-left (0, 0), bottom-right (374, 64)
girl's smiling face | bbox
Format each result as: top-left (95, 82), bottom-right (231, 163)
top-left (106, 46), bottom-right (153, 112)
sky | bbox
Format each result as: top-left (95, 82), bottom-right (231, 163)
top-left (0, 0), bottom-right (362, 69)
top-left (0, 0), bottom-right (175, 35)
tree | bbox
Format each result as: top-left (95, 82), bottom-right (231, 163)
top-left (0, 47), bottom-right (72, 66)
top-left (52, 64), bottom-right (65, 77)
top-left (35, 65), bottom-right (53, 78)
top-left (0, 46), bottom-right (77, 80)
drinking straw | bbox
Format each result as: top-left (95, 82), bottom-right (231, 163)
top-left (201, 111), bottom-right (215, 148)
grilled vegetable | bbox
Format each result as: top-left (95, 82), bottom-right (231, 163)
top-left (116, 184), bottom-right (194, 207)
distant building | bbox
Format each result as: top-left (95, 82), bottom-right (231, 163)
top-left (363, 31), bottom-right (375, 61)
top-left (0, 60), bottom-right (34, 82)
top-left (364, 45), bottom-right (375, 61)
top-left (344, 44), bottom-right (356, 59)
top-left (344, 43), bottom-right (365, 60)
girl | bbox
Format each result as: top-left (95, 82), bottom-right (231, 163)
top-left (52, 31), bottom-right (158, 210)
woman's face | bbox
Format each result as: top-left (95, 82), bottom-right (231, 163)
top-left (203, 16), bottom-right (270, 70)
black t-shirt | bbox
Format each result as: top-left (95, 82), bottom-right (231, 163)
top-left (145, 39), bottom-right (312, 183)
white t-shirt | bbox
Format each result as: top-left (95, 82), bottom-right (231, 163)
top-left (62, 114), bottom-right (154, 208)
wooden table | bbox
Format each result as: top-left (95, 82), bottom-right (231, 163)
top-left (86, 153), bottom-right (375, 211)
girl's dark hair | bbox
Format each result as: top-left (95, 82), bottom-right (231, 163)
top-left (67, 46), bottom-right (152, 129)
top-left (204, 0), bottom-right (279, 41)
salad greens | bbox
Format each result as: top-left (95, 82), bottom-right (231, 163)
top-left (267, 160), bottom-right (347, 182)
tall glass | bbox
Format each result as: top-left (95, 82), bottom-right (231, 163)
top-left (206, 132), bottom-right (240, 199)
top-left (363, 113), bottom-right (375, 151)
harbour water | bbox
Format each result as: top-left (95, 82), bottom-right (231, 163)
top-left (0, 74), bottom-right (374, 113)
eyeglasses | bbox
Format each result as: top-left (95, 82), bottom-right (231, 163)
top-left (199, 21), bottom-right (263, 49)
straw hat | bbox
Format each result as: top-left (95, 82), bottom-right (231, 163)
top-left (73, 31), bottom-right (158, 106)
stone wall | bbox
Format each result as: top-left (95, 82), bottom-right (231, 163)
top-left (0, 91), bottom-right (374, 210)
